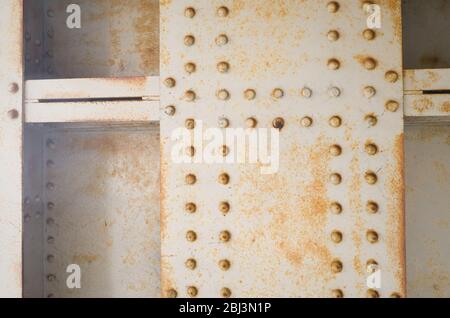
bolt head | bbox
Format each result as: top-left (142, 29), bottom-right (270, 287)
top-left (184, 7), bottom-right (196, 18)
top-left (217, 6), bottom-right (230, 17)
top-left (245, 117), bottom-right (257, 128)
top-left (301, 116), bottom-right (313, 127)
top-left (7, 109), bottom-right (19, 119)
top-left (327, 30), bottom-right (340, 42)
top-left (8, 82), bottom-right (19, 93)
top-left (184, 35), bottom-right (195, 46)
top-left (185, 62), bottom-right (196, 73)
top-left (218, 117), bottom-right (230, 128)
top-left (244, 89), bottom-right (256, 100)
top-left (215, 34), bottom-right (229, 46)
top-left (164, 105), bottom-right (176, 116)
top-left (186, 231), bottom-right (197, 242)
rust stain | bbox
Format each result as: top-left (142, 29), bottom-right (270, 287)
top-left (134, 0), bottom-right (159, 74)
top-left (72, 253), bottom-right (99, 265)
top-left (440, 102), bottom-right (450, 113)
top-left (413, 97), bottom-right (433, 113)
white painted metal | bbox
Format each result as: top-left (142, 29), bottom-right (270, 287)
top-left (0, 0), bottom-right (23, 298)
top-left (160, 0), bottom-right (405, 298)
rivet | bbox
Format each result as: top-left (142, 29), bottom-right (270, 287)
top-left (215, 34), bottom-right (229, 46)
top-left (330, 202), bottom-right (343, 214)
top-left (329, 173), bottom-right (342, 185)
top-left (164, 105), bottom-right (176, 116)
top-left (46, 255), bottom-right (55, 263)
top-left (46, 160), bottom-right (55, 168)
top-left (25, 32), bottom-right (31, 41)
top-left (332, 289), bottom-right (344, 298)
top-left (184, 90), bottom-right (196, 102)
top-left (187, 286), bottom-right (198, 297)
top-left (331, 260), bottom-right (343, 273)
top-left (186, 230), bottom-right (197, 242)
top-left (366, 201), bottom-right (379, 214)
top-left (220, 145), bottom-right (230, 157)
top-left (367, 289), bottom-right (380, 298)
top-left (327, 1), bottom-right (340, 13)
top-left (166, 289), bottom-right (178, 298)
top-left (217, 61), bottom-right (230, 73)
top-left (185, 258), bottom-right (197, 270)
top-left (366, 230), bottom-right (379, 243)
top-left (272, 88), bottom-right (284, 99)
top-left (331, 230), bottom-right (343, 243)
top-left (327, 30), bottom-right (340, 42)
top-left (329, 116), bottom-right (342, 128)
top-left (217, 6), bottom-right (230, 17)
top-left (366, 259), bottom-right (378, 272)
top-left (47, 236), bottom-right (55, 244)
top-left (365, 143), bottom-right (378, 156)
top-left (364, 114), bottom-right (378, 127)
top-left (47, 294), bottom-right (54, 298)
top-left (219, 259), bottom-right (231, 271)
top-left (35, 39), bottom-right (42, 46)
top-left (300, 116), bottom-right (313, 127)
top-left (185, 62), bottom-right (196, 74)
top-left (185, 202), bottom-right (197, 214)
top-left (363, 86), bottom-right (376, 98)
top-left (184, 7), bottom-right (196, 18)
top-left (301, 87), bottom-right (313, 98)
top-left (218, 173), bottom-right (230, 185)
top-left (385, 100), bottom-right (399, 112)
top-left (390, 293), bottom-right (402, 298)
top-left (186, 146), bottom-right (195, 157)
top-left (244, 89), bottom-right (256, 100)
top-left (364, 172), bottom-right (378, 185)
top-left (245, 117), bottom-right (257, 128)
top-left (329, 145), bottom-right (342, 157)
top-left (219, 230), bottom-right (231, 242)
top-left (46, 274), bottom-right (56, 282)
top-left (8, 82), bottom-right (19, 93)
top-left (218, 117), bottom-right (230, 128)
top-left (362, 29), bottom-right (376, 40)
top-left (46, 218), bottom-right (55, 226)
top-left (363, 57), bottom-right (377, 70)
top-left (184, 35), bottom-right (195, 46)
top-left (219, 201), bottom-right (230, 214)
top-left (35, 211), bottom-right (42, 219)
top-left (185, 118), bottom-right (196, 130)
top-left (24, 214), bottom-right (31, 223)
top-left (164, 77), bottom-right (176, 88)
top-left (385, 71), bottom-right (399, 83)
top-left (7, 109), bottom-right (19, 119)
top-left (47, 9), bottom-right (55, 18)
top-left (217, 89), bottom-right (230, 101)
top-left (221, 288), bottom-right (232, 298)
top-left (46, 183), bottom-right (55, 191)
top-left (328, 87), bottom-right (341, 97)
top-left (185, 174), bottom-right (197, 185)
top-left (327, 59), bottom-right (340, 70)
top-left (272, 117), bottom-right (285, 130)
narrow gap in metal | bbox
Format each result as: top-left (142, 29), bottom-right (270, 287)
top-left (423, 90), bottom-right (450, 95)
top-left (37, 97), bottom-right (145, 103)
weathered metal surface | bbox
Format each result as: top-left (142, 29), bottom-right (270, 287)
top-left (0, 0), bottom-right (24, 298)
top-left (39, 124), bottom-right (161, 297)
top-left (405, 69), bottom-right (450, 91)
top-left (405, 124), bottom-right (450, 298)
top-left (161, 0), bottom-right (405, 298)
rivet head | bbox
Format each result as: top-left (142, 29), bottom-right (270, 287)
top-left (367, 259), bottom-right (378, 272)
top-left (187, 286), bottom-right (198, 297)
top-left (219, 230), bottom-right (231, 242)
top-left (47, 236), bottom-right (55, 244)
top-left (217, 6), bottom-right (229, 17)
top-left (332, 289), bottom-right (344, 298)
top-left (331, 260), bottom-right (343, 273)
top-left (220, 145), bottom-right (230, 157)
top-left (366, 201), bottom-right (379, 214)
top-left (364, 114), bottom-right (377, 127)
top-left (184, 35), bottom-right (195, 46)
top-left (164, 77), bottom-right (176, 88)
top-left (301, 87), bottom-right (313, 98)
top-left (329, 145), bottom-right (342, 157)
top-left (46, 274), bottom-right (56, 282)
top-left (244, 89), bottom-right (256, 100)
top-left (164, 105), bottom-right (176, 116)
top-left (184, 7), bottom-right (196, 18)
top-left (366, 230), bottom-right (379, 243)
top-left (329, 116), bottom-right (342, 128)
top-left (390, 293), bottom-right (402, 298)
top-left (186, 146), bottom-right (196, 157)
top-left (185, 174), bottom-right (197, 185)
top-left (272, 88), bottom-right (284, 99)
top-left (186, 231), bottom-right (197, 242)
top-left (301, 116), bottom-right (313, 127)
top-left (221, 288), bottom-right (232, 298)
top-left (215, 34), bottom-right (229, 46)
top-left (331, 230), bottom-right (343, 243)
top-left (327, 30), bottom-right (340, 42)
top-left (218, 117), bottom-right (230, 128)
top-left (327, 59), bottom-right (340, 70)
top-left (217, 61), bottom-right (230, 73)
top-left (184, 90), bottom-right (196, 102)
top-left (245, 117), bottom-right (257, 128)
top-left (185, 258), bottom-right (197, 270)
top-left (218, 173), bottom-right (230, 185)
top-left (328, 87), bottom-right (341, 97)
top-left (330, 202), bottom-right (343, 214)
top-left (219, 201), bottom-right (230, 214)
top-left (364, 172), bottom-right (378, 185)
top-left (185, 202), bottom-right (197, 214)
top-left (363, 29), bottom-right (376, 40)
top-left (272, 117), bottom-right (285, 130)
top-left (329, 173), bottom-right (342, 185)
top-left (363, 86), bottom-right (376, 98)
top-left (365, 143), bottom-right (378, 156)
top-left (166, 289), bottom-right (178, 298)
top-left (7, 109), bottom-right (19, 119)
top-left (385, 70), bottom-right (399, 83)
top-left (219, 259), bottom-right (231, 271)
top-left (385, 100), bottom-right (400, 112)
top-left (217, 89), bottom-right (230, 101)
top-left (185, 62), bottom-right (196, 74)
top-left (46, 218), bottom-right (55, 226)
top-left (24, 214), bottom-right (31, 223)
top-left (46, 255), bottom-right (55, 263)
top-left (327, 1), bottom-right (340, 13)
top-left (46, 183), bottom-right (55, 191)
top-left (367, 289), bottom-right (380, 298)
top-left (363, 57), bottom-right (377, 70)
top-left (8, 82), bottom-right (19, 93)
top-left (185, 118), bottom-right (196, 130)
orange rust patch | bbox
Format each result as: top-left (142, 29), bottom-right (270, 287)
top-left (440, 102), bottom-right (450, 113)
top-left (72, 253), bottom-right (99, 265)
top-left (413, 97), bottom-right (433, 113)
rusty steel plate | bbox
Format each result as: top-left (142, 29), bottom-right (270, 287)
top-left (160, 0), bottom-right (405, 298)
